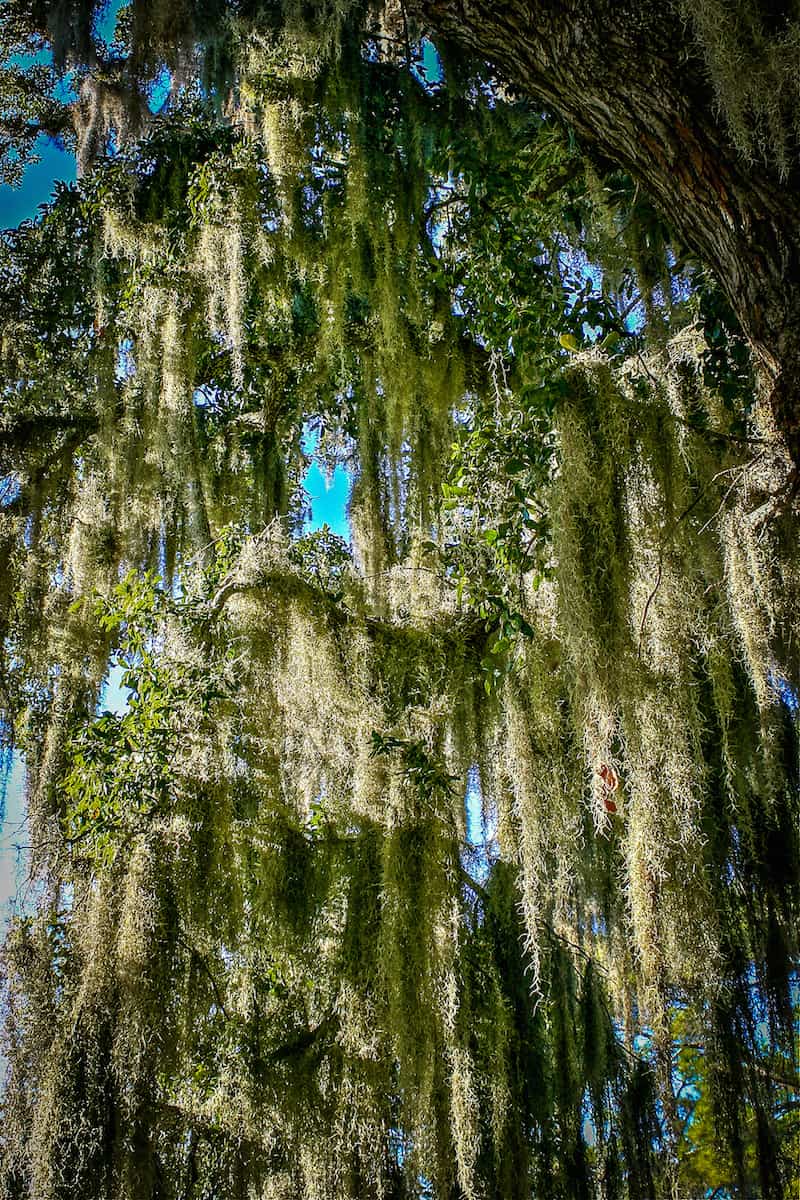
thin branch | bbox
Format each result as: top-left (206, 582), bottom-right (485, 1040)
top-left (528, 160), bottom-right (585, 203)
top-left (400, 1), bottom-right (412, 70)
top-left (176, 933), bottom-right (230, 1022)
top-left (695, 452), bottom-right (766, 538)
top-left (458, 864), bottom-right (489, 903)
top-left (423, 193), bottom-right (464, 223)
top-left (638, 556), bottom-right (664, 658)
top-left (267, 1013), bottom-right (334, 1063)
top-left (540, 921), bottom-right (610, 975)
top-left (672, 415), bottom-right (771, 447)
top-left (617, 291), bottom-right (642, 324)
top-left (678, 1041), bottom-right (800, 1093)
top-left (638, 455), bottom-right (763, 654)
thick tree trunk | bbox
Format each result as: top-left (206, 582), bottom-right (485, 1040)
top-left (411, 0), bottom-right (800, 461)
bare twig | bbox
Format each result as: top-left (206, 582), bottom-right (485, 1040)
top-left (176, 932), bottom-right (231, 1022)
top-left (638, 455), bottom-right (764, 654)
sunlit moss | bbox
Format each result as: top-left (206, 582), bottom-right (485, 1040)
top-left (678, 0), bottom-right (800, 176)
top-left (0, 4), bottom-right (798, 1196)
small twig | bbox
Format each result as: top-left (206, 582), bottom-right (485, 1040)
top-left (616, 291), bottom-right (642, 326)
top-left (637, 490), bottom-right (705, 657)
top-left (638, 557), bottom-right (664, 659)
top-left (361, 564), bottom-right (445, 582)
top-left (638, 455), bottom-right (763, 654)
top-left (423, 193), bottom-right (464, 223)
top-left (676, 1040), bottom-right (800, 1093)
top-left (176, 932), bottom-right (230, 1021)
top-left (695, 454), bottom-right (765, 538)
top-left (635, 349), bottom-right (661, 390)
top-left (672, 416), bottom-right (771, 447)
top-left (363, 33), bottom-right (406, 45)
top-left (459, 864), bottom-right (489, 903)
top-left (460, 867), bottom-right (619, 992)
top-left (400, 1), bottom-right (412, 69)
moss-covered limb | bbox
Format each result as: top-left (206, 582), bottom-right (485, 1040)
top-left (207, 566), bottom-right (484, 660)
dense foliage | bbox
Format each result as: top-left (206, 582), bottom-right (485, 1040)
top-left (0, 3), bottom-right (798, 1198)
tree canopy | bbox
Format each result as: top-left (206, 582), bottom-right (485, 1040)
top-left (0, 3), bottom-right (798, 1199)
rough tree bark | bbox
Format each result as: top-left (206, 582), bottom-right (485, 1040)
top-left (410, 0), bottom-right (800, 462)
